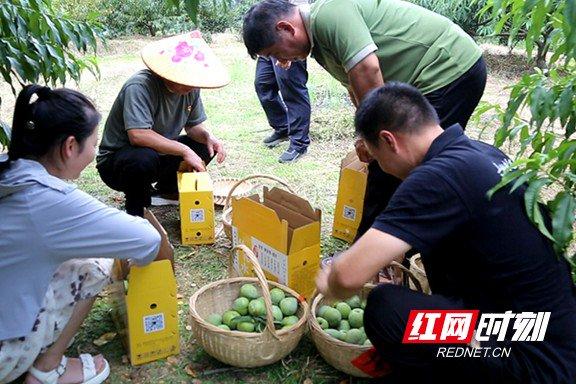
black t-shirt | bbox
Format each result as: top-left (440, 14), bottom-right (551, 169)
top-left (372, 125), bottom-right (576, 381)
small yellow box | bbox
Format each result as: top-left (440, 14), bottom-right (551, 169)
top-left (230, 187), bottom-right (321, 299)
top-left (178, 172), bottom-right (215, 245)
top-left (110, 210), bottom-right (180, 366)
top-left (332, 151), bottom-right (368, 243)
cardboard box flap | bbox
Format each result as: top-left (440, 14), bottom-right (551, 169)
top-left (232, 196), bottom-right (290, 252)
top-left (263, 197), bottom-right (314, 229)
top-left (264, 187), bottom-right (320, 222)
top-left (177, 172), bottom-right (213, 192)
top-left (144, 209), bottom-right (174, 268)
top-left (127, 259), bottom-right (176, 292)
top-left (289, 220), bottom-right (321, 253)
top-left (342, 150), bottom-right (368, 173)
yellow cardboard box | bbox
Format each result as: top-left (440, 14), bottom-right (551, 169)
top-left (110, 210), bottom-right (179, 366)
top-left (178, 171), bottom-right (215, 245)
top-left (332, 151), bottom-right (368, 243)
top-left (230, 187), bottom-right (321, 299)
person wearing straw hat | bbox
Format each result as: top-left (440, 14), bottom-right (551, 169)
top-left (97, 31), bottom-right (230, 217)
top-left (315, 83), bottom-right (576, 383)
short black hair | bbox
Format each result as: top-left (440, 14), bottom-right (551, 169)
top-left (242, 0), bottom-right (296, 59)
top-left (355, 82), bottom-right (439, 146)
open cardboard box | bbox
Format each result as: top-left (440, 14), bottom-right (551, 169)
top-left (110, 209), bottom-right (179, 366)
top-left (230, 187), bottom-right (321, 299)
top-left (332, 151), bottom-right (368, 243)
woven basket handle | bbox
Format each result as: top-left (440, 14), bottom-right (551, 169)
top-left (233, 244), bottom-right (281, 340)
top-left (223, 174), bottom-right (295, 216)
top-left (390, 261), bottom-right (424, 293)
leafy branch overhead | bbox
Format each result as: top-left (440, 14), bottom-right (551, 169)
top-left (0, 0), bottom-right (221, 93)
top-left (0, 0), bottom-right (102, 92)
top-left (475, 0), bottom-right (576, 264)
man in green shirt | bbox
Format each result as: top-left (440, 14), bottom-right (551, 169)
top-left (243, 0), bottom-right (487, 236)
top-left (97, 32), bottom-right (230, 216)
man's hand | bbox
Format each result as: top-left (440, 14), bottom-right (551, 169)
top-left (316, 265), bottom-right (337, 301)
top-left (355, 139), bottom-right (374, 163)
top-left (206, 135), bottom-right (226, 163)
top-left (275, 59), bottom-right (292, 70)
top-left (181, 149), bottom-right (206, 172)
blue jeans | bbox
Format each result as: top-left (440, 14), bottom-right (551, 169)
top-left (255, 57), bottom-right (311, 152)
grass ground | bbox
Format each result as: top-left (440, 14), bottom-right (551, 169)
top-left (1, 35), bottom-right (528, 383)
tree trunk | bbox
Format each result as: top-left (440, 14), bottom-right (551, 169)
top-left (147, 23), bottom-right (156, 37)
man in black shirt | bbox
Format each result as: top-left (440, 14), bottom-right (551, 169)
top-left (316, 83), bottom-right (576, 383)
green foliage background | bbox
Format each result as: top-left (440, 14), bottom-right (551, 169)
top-left (474, 0), bottom-right (576, 276)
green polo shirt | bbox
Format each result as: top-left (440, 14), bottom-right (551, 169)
top-left (305, 0), bottom-right (482, 94)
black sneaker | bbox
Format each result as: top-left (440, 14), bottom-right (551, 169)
top-left (263, 131), bottom-right (289, 148)
top-left (278, 149), bottom-right (306, 163)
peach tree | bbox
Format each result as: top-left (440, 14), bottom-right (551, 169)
top-left (476, 0), bottom-right (576, 276)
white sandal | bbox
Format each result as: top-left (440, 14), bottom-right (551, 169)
top-left (28, 354), bottom-right (110, 384)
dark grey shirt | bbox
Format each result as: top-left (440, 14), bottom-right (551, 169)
top-left (97, 69), bottom-right (207, 165)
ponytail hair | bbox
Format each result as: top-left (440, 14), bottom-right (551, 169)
top-left (0, 85), bottom-right (101, 173)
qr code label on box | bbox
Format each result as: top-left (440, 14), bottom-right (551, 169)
top-left (343, 205), bottom-right (356, 221)
top-left (190, 209), bottom-right (205, 223)
top-left (143, 313), bottom-right (165, 334)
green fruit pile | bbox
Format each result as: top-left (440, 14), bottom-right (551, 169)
top-left (204, 283), bottom-right (300, 333)
top-left (316, 295), bottom-right (371, 346)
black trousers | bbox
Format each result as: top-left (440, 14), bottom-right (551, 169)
top-left (356, 57), bottom-right (488, 238)
top-left (364, 284), bottom-right (519, 383)
top-left (97, 135), bottom-right (211, 216)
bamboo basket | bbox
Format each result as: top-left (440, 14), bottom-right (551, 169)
top-left (309, 262), bottom-right (424, 377)
top-left (212, 177), bottom-right (256, 206)
top-left (408, 254), bottom-right (430, 294)
top-left (308, 285), bottom-right (375, 378)
top-left (220, 174), bottom-right (295, 240)
top-left (189, 244), bottom-right (309, 367)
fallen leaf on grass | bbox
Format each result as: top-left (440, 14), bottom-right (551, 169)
top-left (121, 355), bottom-right (129, 364)
top-left (184, 364), bottom-right (197, 377)
top-left (303, 379), bottom-right (313, 384)
top-left (93, 332), bottom-right (117, 346)
top-left (167, 356), bottom-right (180, 365)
